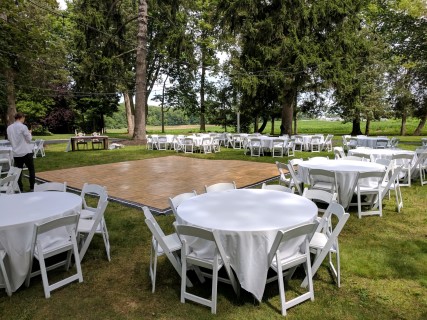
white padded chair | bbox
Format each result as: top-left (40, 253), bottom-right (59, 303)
top-left (157, 136), bottom-right (169, 151)
top-left (205, 181), bottom-right (236, 193)
top-left (201, 137), bottom-right (213, 154)
top-left (0, 250), bottom-right (12, 296)
top-left (0, 175), bottom-right (16, 195)
top-left (412, 151), bottom-right (427, 185)
top-left (79, 183), bottom-right (108, 219)
top-left (143, 207), bottom-right (192, 293)
top-left (261, 183), bottom-right (293, 193)
top-left (0, 149), bottom-right (13, 170)
top-left (333, 147), bottom-right (345, 159)
top-left (168, 191), bottom-right (198, 217)
top-left (310, 136), bottom-right (323, 152)
top-left (25, 214), bottom-right (83, 298)
top-left (33, 139), bottom-right (46, 157)
top-left (302, 188), bottom-right (337, 215)
top-left (353, 171), bottom-right (386, 219)
top-left (183, 138), bottom-right (194, 153)
top-left (247, 138), bottom-right (263, 157)
top-left (284, 138), bottom-right (295, 157)
top-left (302, 203), bottom-right (350, 288)
top-left (276, 161), bottom-right (292, 188)
top-left (391, 153), bottom-right (414, 187)
top-left (323, 134), bottom-right (333, 152)
top-left (286, 163), bottom-right (303, 195)
top-left (0, 167), bottom-right (22, 194)
top-left (308, 169), bottom-right (339, 199)
top-left (175, 223), bottom-right (240, 314)
top-left (34, 182), bottom-right (67, 192)
top-left (375, 137), bottom-right (389, 149)
top-left (231, 135), bottom-right (242, 149)
top-left (77, 199), bottom-right (111, 262)
top-left (265, 222), bottom-right (318, 316)
top-left (272, 139), bottom-right (285, 157)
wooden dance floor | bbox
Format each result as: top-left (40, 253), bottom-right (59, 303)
top-left (37, 156), bottom-right (279, 213)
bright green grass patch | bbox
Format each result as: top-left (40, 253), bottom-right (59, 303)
top-left (1, 139), bottom-right (427, 319)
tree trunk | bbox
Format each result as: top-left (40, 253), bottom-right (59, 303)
top-left (258, 117), bottom-right (268, 133)
top-left (350, 114), bottom-right (363, 136)
top-left (123, 91), bottom-right (135, 136)
top-left (161, 76), bottom-right (168, 133)
top-left (293, 97), bottom-right (298, 135)
top-left (200, 57), bottom-right (206, 132)
top-left (270, 116), bottom-right (274, 135)
top-left (6, 68), bottom-right (17, 125)
top-left (133, 0), bottom-right (148, 142)
top-left (365, 117), bottom-right (370, 135)
top-left (400, 111), bottom-right (407, 136)
top-left (413, 114), bottom-right (427, 136)
top-left (281, 87), bottom-right (296, 136)
top-left (254, 115), bottom-right (259, 132)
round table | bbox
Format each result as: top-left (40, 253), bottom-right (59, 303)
top-left (0, 192), bottom-right (82, 292)
top-left (348, 147), bottom-right (417, 166)
top-left (356, 136), bottom-right (389, 148)
top-left (176, 189), bottom-right (318, 301)
top-left (298, 159), bottom-right (386, 208)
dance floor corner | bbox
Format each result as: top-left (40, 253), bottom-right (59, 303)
top-left (36, 156), bottom-right (279, 214)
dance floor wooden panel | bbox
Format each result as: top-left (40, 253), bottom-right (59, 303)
top-left (37, 156), bottom-right (278, 213)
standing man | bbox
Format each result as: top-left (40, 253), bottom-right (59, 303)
top-left (7, 112), bottom-right (36, 192)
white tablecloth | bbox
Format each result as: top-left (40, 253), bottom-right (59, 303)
top-left (176, 189), bottom-right (317, 301)
top-left (356, 137), bottom-right (389, 148)
top-left (298, 159), bottom-right (385, 208)
top-left (0, 192), bottom-right (82, 291)
top-left (348, 148), bottom-right (417, 166)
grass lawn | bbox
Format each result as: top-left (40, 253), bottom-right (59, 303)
top-left (1, 123), bottom-right (427, 319)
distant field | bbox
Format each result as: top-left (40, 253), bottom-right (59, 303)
top-left (32, 119), bottom-right (427, 140)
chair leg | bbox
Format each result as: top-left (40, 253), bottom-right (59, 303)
top-left (276, 260), bottom-right (287, 316)
top-left (0, 253), bottom-right (12, 296)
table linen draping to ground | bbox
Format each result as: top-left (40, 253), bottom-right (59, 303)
top-left (0, 192), bottom-right (82, 291)
top-left (298, 159), bottom-right (386, 208)
top-left (176, 189), bottom-right (318, 301)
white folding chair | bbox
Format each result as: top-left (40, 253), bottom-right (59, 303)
top-left (302, 203), bottom-right (350, 288)
top-left (376, 166), bottom-right (403, 213)
top-left (302, 188), bottom-right (337, 215)
top-left (78, 200), bottom-right (111, 262)
top-left (0, 175), bottom-right (16, 194)
top-left (0, 149), bottom-right (13, 170)
top-left (323, 134), bottom-right (333, 152)
top-left (265, 222), bottom-right (318, 316)
top-left (143, 207), bottom-right (193, 293)
top-left (183, 138), bottom-right (194, 153)
top-left (34, 182), bottom-right (67, 192)
top-left (25, 214), bottom-right (83, 298)
top-left (353, 171), bottom-right (386, 218)
top-left (272, 139), bottom-right (285, 157)
top-left (157, 136), bottom-right (169, 151)
top-left (284, 138), bottom-right (295, 157)
top-left (33, 139), bottom-right (46, 158)
top-left (168, 191), bottom-right (198, 217)
top-left (412, 151), bottom-right (427, 185)
top-left (0, 250), bottom-right (12, 296)
top-left (392, 153), bottom-right (414, 187)
top-left (201, 137), bottom-right (213, 154)
top-left (308, 169), bottom-right (339, 200)
top-left (293, 135), bottom-right (304, 151)
top-left (261, 183), bottom-right (293, 193)
top-left (79, 183), bottom-right (108, 219)
top-left (276, 161), bottom-right (292, 188)
top-left (375, 138), bottom-right (389, 149)
top-left (286, 163), bottom-right (303, 195)
top-left (0, 167), bottom-right (22, 194)
top-left (310, 136), bottom-right (323, 152)
top-left (333, 147), bottom-right (345, 159)
top-left (247, 138), bottom-right (263, 157)
top-left (205, 181), bottom-right (236, 193)
top-left (175, 223), bottom-right (240, 314)
top-left (232, 134), bottom-right (242, 149)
